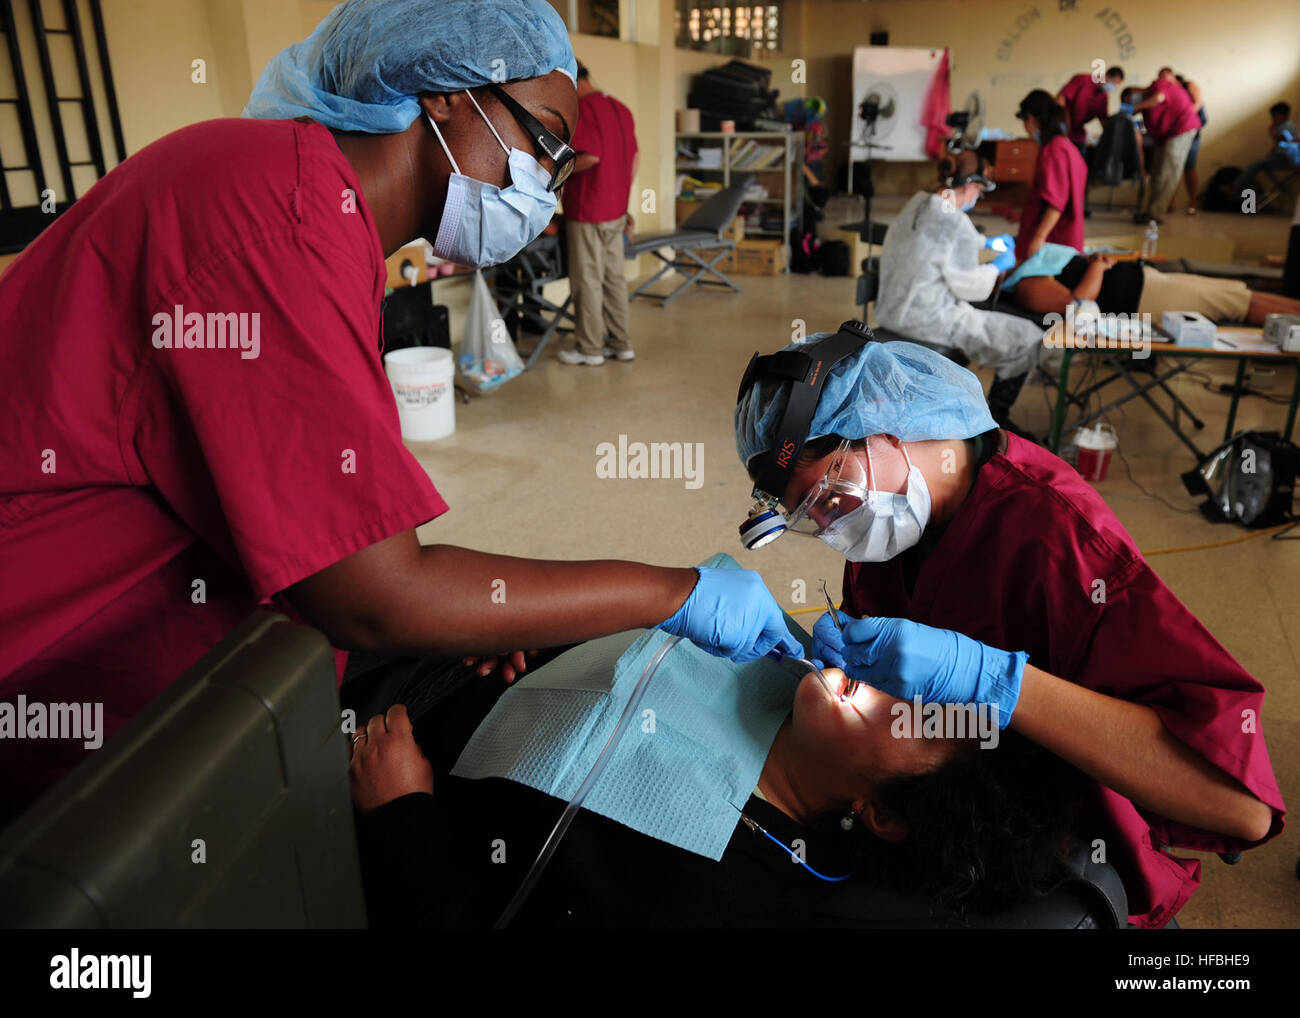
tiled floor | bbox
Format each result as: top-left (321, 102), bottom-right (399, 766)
top-left (407, 204), bottom-right (1298, 928)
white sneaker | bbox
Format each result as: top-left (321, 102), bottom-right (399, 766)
top-left (602, 346), bottom-right (636, 361)
top-left (558, 349), bottom-right (605, 366)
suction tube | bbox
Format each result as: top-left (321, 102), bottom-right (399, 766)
top-left (492, 634), bottom-right (684, 928)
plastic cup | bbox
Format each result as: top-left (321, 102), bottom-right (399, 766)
top-left (1074, 423), bottom-right (1118, 482)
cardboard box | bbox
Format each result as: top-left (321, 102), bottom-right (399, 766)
top-left (1162, 310), bottom-right (1216, 347)
top-left (733, 239), bottom-right (785, 275)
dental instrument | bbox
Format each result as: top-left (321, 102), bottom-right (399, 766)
top-left (768, 648), bottom-right (842, 702)
top-left (821, 579), bottom-right (861, 701)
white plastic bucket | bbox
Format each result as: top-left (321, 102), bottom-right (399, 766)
top-left (384, 346), bottom-right (455, 441)
top-left (1074, 423), bottom-right (1118, 482)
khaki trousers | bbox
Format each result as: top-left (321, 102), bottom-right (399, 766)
top-left (1142, 129), bottom-right (1196, 220)
top-left (566, 216), bottom-right (632, 356)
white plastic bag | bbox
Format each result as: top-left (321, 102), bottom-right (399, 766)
top-left (457, 269), bottom-right (524, 394)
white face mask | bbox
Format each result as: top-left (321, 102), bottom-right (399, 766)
top-left (426, 91), bottom-right (557, 268)
top-left (817, 443), bottom-right (932, 562)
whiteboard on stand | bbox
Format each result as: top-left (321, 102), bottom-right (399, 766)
top-left (851, 47), bottom-right (946, 162)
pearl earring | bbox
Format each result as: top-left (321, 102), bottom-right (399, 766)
top-left (840, 809), bottom-right (858, 831)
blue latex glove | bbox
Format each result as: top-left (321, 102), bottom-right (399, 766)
top-left (812, 612), bottom-right (1026, 728)
top-left (992, 247), bottom-right (1016, 272)
top-left (1119, 102), bottom-right (1134, 115)
top-left (657, 567), bottom-right (802, 663)
top-left (984, 232), bottom-right (1015, 254)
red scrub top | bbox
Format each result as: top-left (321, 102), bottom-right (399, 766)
top-left (1015, 134), bottom-right (1087, 255)
top-left (0, 118), bottom-right (449, 819)
top-left (1142, 78), bottom-right (1201, 144)
top-left (1059, 73), bottom-right (1109, 147)
top-left (562, 91), bottom-right (637, 224)
top-left (839, 434), bottom-right (1285, 929)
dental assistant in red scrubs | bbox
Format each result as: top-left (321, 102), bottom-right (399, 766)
top-left (0, 0), bottom-right (798, 823)
top-left (1014, 89), bottom-right (1088, 258)
top-left (1055, 68), bottom-right (1123, 151)
top-left (736, 339), bottom-right (1284, 929)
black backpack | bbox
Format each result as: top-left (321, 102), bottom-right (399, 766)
top-left (1200, 166), bottom-right (1243, 213)
top-left (1181, 431), bottom-right (1299, 527)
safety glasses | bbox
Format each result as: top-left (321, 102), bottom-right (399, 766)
top-left (487, 83), bottom-right (576, 192)
top-left (783, 439), bottom-right (871, 536)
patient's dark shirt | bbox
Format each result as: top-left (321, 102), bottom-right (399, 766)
top-left (1054, 256), bottom-right (1145, 314)
top-left (356, 675), bottom-right (941, 929)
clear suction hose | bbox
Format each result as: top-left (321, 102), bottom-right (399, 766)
top-left (492, 634), bottom-right (684, 928)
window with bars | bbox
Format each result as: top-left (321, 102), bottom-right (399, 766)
top-left (0, 0), bottom-right (125, 252)
top-left (675, 3), bottom-right (783, 56)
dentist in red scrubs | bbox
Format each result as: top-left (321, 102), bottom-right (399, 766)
top-left (736, 338), bottom-right (1284, 929)
top-left (0, 0), bottom-right (798, 822)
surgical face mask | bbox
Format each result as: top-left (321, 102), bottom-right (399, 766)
top-left (426, 92), bottom-right (557, 268)
top-left (817, 443), bottom-right (932, 562)
top-left (1101, 81), bottom-right (1117, 93)
top-left (1030, 129), bottom-right (1042, 142)
top-left (960, 191), bottom-right (979, 212)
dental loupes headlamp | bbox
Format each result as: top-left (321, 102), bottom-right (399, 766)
top-left (736, 321), bottom-right (874, 551)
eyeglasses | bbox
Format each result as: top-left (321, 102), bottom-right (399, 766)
top-left (783, 440), bottom-right (871, 536)
top-left (487, 83), bottom-right (576, 193)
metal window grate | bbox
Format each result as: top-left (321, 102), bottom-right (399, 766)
top-left (0, 0), bottom-right (125, 252)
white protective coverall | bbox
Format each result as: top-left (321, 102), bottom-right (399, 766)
top-left (874, 192), bottom-right (1044, 380)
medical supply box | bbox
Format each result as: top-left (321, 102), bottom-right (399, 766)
top-left (733, 239), bottom-right (785, 276)
top-left (1162, 310), bottom-right (1216, 348)
top-left (1263, 313), bottom-right (1300, 352)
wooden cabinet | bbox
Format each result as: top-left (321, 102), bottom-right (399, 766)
top-left (980, 138), bottom-right (1039, 205)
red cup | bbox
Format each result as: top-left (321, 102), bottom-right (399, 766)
top-left (1073, 423), bottom-right (1118, 483)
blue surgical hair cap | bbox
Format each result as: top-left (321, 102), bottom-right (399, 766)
top-left (243, 0), bottom-right (577, 133)
top-left (735, 335), bottom-right (999, 469)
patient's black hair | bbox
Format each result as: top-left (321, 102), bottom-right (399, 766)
top-left (856, 730), bottom-right (1085, 914)
top-left (1270, 102), bottom-right (1291, 120)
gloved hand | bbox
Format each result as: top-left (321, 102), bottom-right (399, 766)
top-left (657, 567), bottom-right (802, 663)
top-left (812, 612), bottom-right (1027, 728)
top-left (984, 232), bottom-right (1015, 254)
top-left (1119, 102), bottom-right (1134, 115)
top-left (992, 247), bottom-right (1016, 272)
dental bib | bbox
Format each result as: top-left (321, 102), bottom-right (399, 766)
top-left (452, 554), bottom-right (810, 860)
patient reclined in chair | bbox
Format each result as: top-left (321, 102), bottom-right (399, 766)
top-left (352, 583), bottom-right (1119, 929)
